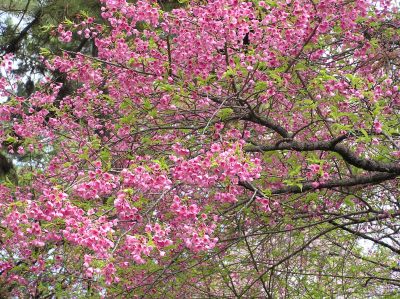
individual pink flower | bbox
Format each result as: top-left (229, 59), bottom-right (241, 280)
top-left (373, 120), bottom-right (382, 133)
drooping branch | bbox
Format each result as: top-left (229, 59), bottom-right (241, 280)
top-left (239, 226), bottom-right (337, 297)
top-left (329, 214), bottom-right (400, 255)
top-left (239, 208), bottom-right (400, 297)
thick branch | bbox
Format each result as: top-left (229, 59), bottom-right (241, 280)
top-left (241, 172), bottom-right (397, 196)
top-left (226, 172), bottom-right (398, 214)
top-left (243, 113), bottom-right (290, 138)
top-left (246, 138), bottom-right (400, 174)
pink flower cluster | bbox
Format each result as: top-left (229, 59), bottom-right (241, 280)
top-left (114, 192), bottom-right (140, 221)
top-left (74, 170), bottom-right (118, 199)
top-left (170, 196), bottom-right (200, 220)
top-left (183, 229), bottom-right (218, 253)
top-left (121, 167), bottom-right (172, 191)
top-left (123, 235), bottom-right (153, 264)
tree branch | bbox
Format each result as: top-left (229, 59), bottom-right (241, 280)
top-left (246, 138), bottom-right (400, 174)
top-left (225, 172), bottom-right (398, 214)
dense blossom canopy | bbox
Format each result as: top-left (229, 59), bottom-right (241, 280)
top-left (1, 0), bottom-right (400, 297)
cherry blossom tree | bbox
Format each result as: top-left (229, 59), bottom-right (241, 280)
top-left (1, 0), bottom-right (400, 297)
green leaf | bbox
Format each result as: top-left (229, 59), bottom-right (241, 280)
top-left (100, 149), bottom-right (110, 162)
top-left (265, 0), bottom-right (278, 7)
top-left (120, 99), bottom-right (132, 110)
top-left (159, 83), bottom-right (174, 92)
top-left (344, 195), bottom-right (355, 207)
top-left (5, 136), bottom-right (17, 144)
top-left (289, 164), bottom-right (302, 176)
top-left (222, 67), bottom-right (236, 78)
top-left (254, 81), bottom-right (268, 92)
top-left (148, 109), bottom-right (158, 117)
top-left (217, 108), bottom-right (234, 120)
top-left (40, 47), bottom-right (51, 56)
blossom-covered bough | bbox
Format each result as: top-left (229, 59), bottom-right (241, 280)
top-left (1, 0), bottom-right (400, 297)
